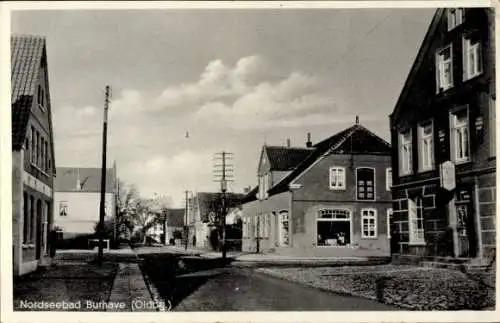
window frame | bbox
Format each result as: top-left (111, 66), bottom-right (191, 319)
top-left (462, 32), bottom-right (483, 81)
top-left (418, 120), bottom-right (435, 172)
top-left (329, 166), bottom-right (346, 190)
top-left (408, 198), bottom-right (426, 245)
top-left (399, 129), bottom-right (413, 176)
top-left (447, 8), bottom-right (465, 31)
top-left (361, 208), bottom-right (378, 239)
top-left (356, 167), bottom-right (376, 201)
top-left (449, 106), bottom-right (471, 164)
top-left (435, 44), bottom-right (454, 93)
top-left (386, 168), bottom-right (392, 191)
top-left (278, 210), bottom-right (290, 246)
top-left (316, 209), bottom-right (353, 247)
top-left (490, 97), bottom-right (496, 157)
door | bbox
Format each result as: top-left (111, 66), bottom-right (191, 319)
top-left (455, 187), bottom-right (477, 258)
top-left (36, 199), bottom-right (42, 260)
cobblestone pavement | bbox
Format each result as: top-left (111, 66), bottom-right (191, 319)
top-left (256, 265), bottom-right (496, 310)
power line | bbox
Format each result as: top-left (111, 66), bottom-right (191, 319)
top-left (329, 10), bottom-right (394, 71)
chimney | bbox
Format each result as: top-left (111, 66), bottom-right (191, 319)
top-left (306, 132), bottom-right (312, 148)
top-left (286, 138), bottom-right (291, 147)
top-left (355, 115), bottom-right (359, 125)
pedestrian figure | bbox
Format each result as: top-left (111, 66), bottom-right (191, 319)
top-left (192, 235), bottom-right (197, 247)
top-left (48, 229), bottom-right (58, 259)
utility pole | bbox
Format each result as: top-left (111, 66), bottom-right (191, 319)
top-left (213, 151), bottom-right (234, 260)
top-left (98, 85), bottom-right (111, 264)
top-left (184, 190), bottom-right (189, 250)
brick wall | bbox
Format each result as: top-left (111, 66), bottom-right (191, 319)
top-left (478, 172), bottom-right (496, 259)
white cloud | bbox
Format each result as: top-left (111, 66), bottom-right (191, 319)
top-left (121, 150), bottom-right (216, 207)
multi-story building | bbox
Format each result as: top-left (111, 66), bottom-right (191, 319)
top-left (242, 124), bottom-right (393, 257)
top-left (53, 165), bottom-right (118, 247)
top-left (11, 35), bottom-right (57, 276)
top-left (389, 8), bottom-right (496, 265)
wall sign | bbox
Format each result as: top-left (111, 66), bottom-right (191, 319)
top-left (439, 161), bottom-right (456, 191)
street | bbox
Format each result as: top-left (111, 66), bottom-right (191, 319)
top-left (174, 267), bottom-right (399, 311)
top-left (138, 251), bottom-right (399, 311)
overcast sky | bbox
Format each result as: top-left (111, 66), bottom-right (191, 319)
top-left (11, 8), bottom-right (436, 207)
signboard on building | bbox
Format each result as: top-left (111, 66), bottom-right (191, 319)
top-left (439, 161), bottom-right (456, 191)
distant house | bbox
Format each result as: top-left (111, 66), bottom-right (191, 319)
top-left (165, 208), bottom-right (185, 244)
top-left (189, 192), bottom-right (245, 250)
top-left (11, 35), bottom-right (57, 276)
top-left (242, 124), bottom-right (393, 258)
top-left (53, 165), bottom-right (118, 246)
top-left (389, 8), bottom-right (496, 265)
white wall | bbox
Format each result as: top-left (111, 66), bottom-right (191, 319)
top-left (53, 192), bottom-right (115, 237)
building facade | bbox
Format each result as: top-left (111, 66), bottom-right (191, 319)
top-left (189, 192), bottom-right (245, 250)
top-left (389, 8), bottom-right (496, 265)
top-left (242, 125), bottom-right (393, 258)
top-left (12, 35), bottom-right (57, 276)
top-left (53, 166), bottom-right (118, 246)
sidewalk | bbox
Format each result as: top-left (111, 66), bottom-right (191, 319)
top-left (134, 245), bottom-right (388, 266)
top-left (14, 246), bottom-right (160, 312)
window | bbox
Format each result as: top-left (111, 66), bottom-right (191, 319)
top-left (490, 98), bottom-right (496, 157)
top-left (317, 209), bottom-right (351, 246)
top-left (37, 132), bottom-right (41, 167)
top-left (418, 121), bottom-right (434, 171)
top-left (356, 168), bottom-right (375, 200)
top-left (463, 33), bottom-right (483, 80)
top-left (31, 127), bottom-right (36, 164)
top-left (399, 129), bottom-right (412, 175)
top-left (37, 85), bottom-right (45, 111)
top-left (386, 168), bottom-right (392, 191)
top-left (44, 141), bottom-right (49, 172)
top-left (361, 209), bottom-right (377, 238)
top-left (263, 213), bottom-right (269, 238)
top-left (408, 198), bottom-right (425, 244)
top-left (59, 201), bottom-right (68, 217)
top-left (450, 108), bottom-right (470, 163)
top-left (436, 45), bottom-right (453, 92)
top-left (387, 208), bottom-right (393, 239)
top-left (40, 138), bottom-right (45, 171)
top-left (447, 8), bottom-right (465, 31)
top-left (258, 176), bottom-right (264, 200)
top-left (23, 193), bottom-right (29, 244)
top-left (278, 211), bottom-right (289, 246)
top-left (329, 167), bottom-right (346, 190)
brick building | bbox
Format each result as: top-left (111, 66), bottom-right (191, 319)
top-left (11, 35), bottom-right (57, 276)
top-left (242, 122), bottom-right (393, 258)
top-left (389, 8), bottom-right (496, 265)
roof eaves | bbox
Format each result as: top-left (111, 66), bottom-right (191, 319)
top-left (390, 8), bottom-right (443, 121)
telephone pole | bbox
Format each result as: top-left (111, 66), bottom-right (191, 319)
top-left (97, 85), bottom-right (111, 264)
top-left (213, 151), bottom-right (234, 260)
top-left (184, 190), bottom-right (189, 250)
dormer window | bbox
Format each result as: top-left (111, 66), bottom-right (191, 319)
top-left (37, 85), bottom-right (46, 111)
top-left (436, 44), bottom-right (454, 92)
top-left (447, 8), bottom-right (465, 31)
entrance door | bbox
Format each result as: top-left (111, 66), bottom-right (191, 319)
top-left (455, 187), bottom-right (477, 258)
top-left (36, 199), bottom-right (42, 260)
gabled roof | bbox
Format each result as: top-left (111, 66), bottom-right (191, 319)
top-left (241, 186), bottom-right (258, 203)
top-left (390, 9), bottom-right (443, 121)
top-left (264, 146), bottom-right (314, 171)
top-left (11, 35), bottom-right (57, 173)
top-left (194, 191), bottom-right (245, 222)
top-left (269, 124), bottom-right (391, 195)
top-left (11, 35), bottom-right (46, 150)
top-left (166, 208), bottom-right (185, 227)
top-left (55, 167), bottom-right (116, 193)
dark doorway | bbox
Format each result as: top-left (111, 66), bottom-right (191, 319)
top-left (36, 199), bottom-right (42, 260)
